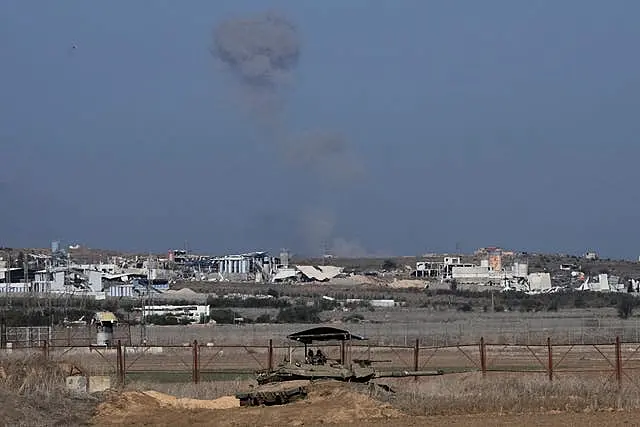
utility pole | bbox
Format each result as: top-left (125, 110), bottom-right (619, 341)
top-left (140, 253), bottom-right (152, 346)
top-left (491, 291), bottom-right (495, 313)
top-left (5, 252), bottom-right (11, 311)
top-left (23, 253), bottom-right (28, 292)
top-left (1, 251), bottom-right (8, 348)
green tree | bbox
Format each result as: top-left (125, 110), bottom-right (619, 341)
top-left (276, 305), bottom-right (320, 323)
top-left (382, 259), bottom-right (397, 271)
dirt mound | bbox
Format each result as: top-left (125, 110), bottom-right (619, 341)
top-left (94, 390), bottom-right (161, 421)
top-left (387, 279), bottom-right (426, 289)
top-left (142, 390), bottom-right (240, 409)
top-left (297, 381), bottom-right (402, 424)
top-left (92, 380), bottom-right (401, 426)
top-left (95, 390), bottom-right (238, 424)
top-left (165, 287), bottom-right (198, 297)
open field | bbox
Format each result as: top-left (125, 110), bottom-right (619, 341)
top-left (32, 308), bottom-right (640, 348)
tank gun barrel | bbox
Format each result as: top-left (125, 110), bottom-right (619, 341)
top-left (374, 369), bottom-right (444, 378)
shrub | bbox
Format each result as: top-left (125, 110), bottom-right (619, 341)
top-left (520, 298), bottom-right (543, 312)
top-left (146, 314), bottom-right (180, 325)
top-left (276, 305), bottom-right (320, 323)
top-left (255, 314), bottom-right (273, 323)
top-left (382, 259), bottom-right (397, 271)
top-left (342, 313), bottom-right (365, 323)
top-left (457, 303), bottom-right (473, 312)
top-left (209, 309), bottom-right (241, 324)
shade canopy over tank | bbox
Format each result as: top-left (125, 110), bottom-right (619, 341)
top-left (286, 326), bottom-right (365, 344)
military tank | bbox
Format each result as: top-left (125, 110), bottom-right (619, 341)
top-left (256, 362), bottom-right (443, 385)
top-left (235, 380), bottom-right (309, 407)
top-left (254, 327), bottom-right (443, 387)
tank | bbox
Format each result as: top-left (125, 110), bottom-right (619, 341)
top-left (236, 380), bottom-right (309, 406)
top-left (253, 326), bottom-right (443, 387)
top-left (256, 362), bottom-right (443, 385)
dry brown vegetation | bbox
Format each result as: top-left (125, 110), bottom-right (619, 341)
top-left (127, 373), bottom-right (640, 417)
top-left (0, 355), bottom-right (97, 427)
top-left (384, 373), bottom-right (636, 415)
top-left (96, 374), bottom-right (640, 426)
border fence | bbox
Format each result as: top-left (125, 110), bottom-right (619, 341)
top-left (7, 319), bottom-right (640, 349)
top-left (4, 336), bottom-right (640, 391)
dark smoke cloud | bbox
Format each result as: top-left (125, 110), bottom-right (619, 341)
top-left (212, 13), bottom-right (300, 89)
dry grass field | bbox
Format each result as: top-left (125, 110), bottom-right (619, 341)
top-left (91, 375), bottom-right (640, 426)
top-left (6, 332), bottom-right (640, 426)
top-left (0, 355), bottom-right (96, 426)
top-left (8, 304), bottom-right (640, 425)
top-left (45, 307), bottom-right (640, 348)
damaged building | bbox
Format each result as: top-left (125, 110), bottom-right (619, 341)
top-left (272, 265), bottom-right (344, 283)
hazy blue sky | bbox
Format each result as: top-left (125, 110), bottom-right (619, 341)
top-left (1, 1), bottom-right (639, 258)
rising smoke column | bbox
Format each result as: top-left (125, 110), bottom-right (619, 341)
top-left (212, 13), bottom-right (367, 256)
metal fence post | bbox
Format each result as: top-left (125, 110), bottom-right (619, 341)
top-left (193, 340), bottom-right (199, 384)
top-left (547, 337), bottom-right (553, 382)
top-left (480, 337), bottom-right (487, 378)
top-left (116, 340), bottom-right (125, 386)
top-left (615, 335), bottom-right (622, 389)
top-left (0, 321), bottom-right (6, 349)
top-left (42, 340), bottom-right (49, 360)
top-left (122, 343), bottom-right (127, 386)
top-left (413, 339), bottom-right (419, 381)
top-left (268, 339), bottom-right (273, 373)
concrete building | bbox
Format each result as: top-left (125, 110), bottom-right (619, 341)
top-left (142, 305), bottom-right (210, 324)
top-left (107, 284), bottom-right (135, 298)
top-left (584, 252), bottom-right (599, 260)
top-left (32, 270), bottom-right (66, 292)
top-left (527, 272), bottom-right (552, 291)
top-left (451, 265), bottom-right (505, 283)
top-left (271, 265), bottom-right (344, 283)
top-left (213, 252), bottom-right (281, 282)
top-left (512, 262), bottom-right (529, 277)
top-left (488, 249), bottom-right (502, 272)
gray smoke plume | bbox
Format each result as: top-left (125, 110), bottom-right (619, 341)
top-left (299, 208), bottom-right (372, 258)
top-left (212, 12), bottom-right (366, 256)
top-left (212, 13), bottom-right (300, 89)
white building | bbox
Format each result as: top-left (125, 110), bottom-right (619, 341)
top-left (584, 252), bottom-right (599, 260)
top-left (213, 252), bottom-right (280, 282)
top-left (451, 266), bottom-right (504, 283)
top-left (142, 305), bottom-right (210, 324)
top-left (577, 274), bottom-right (623, 292)
top-left (108, 284), bottom-right (135, 298)
top-left (527, 272), bottom-right (552, 291)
